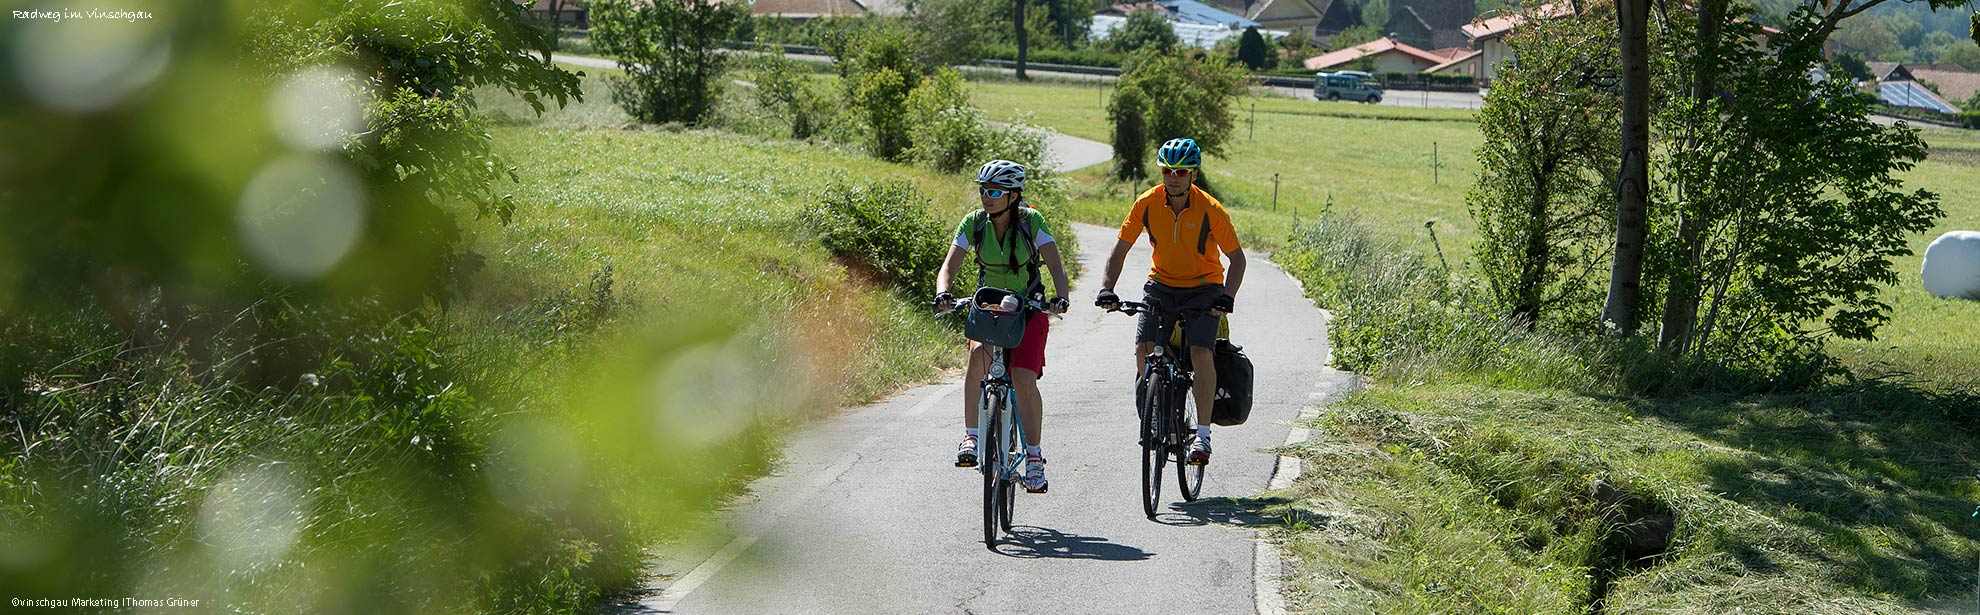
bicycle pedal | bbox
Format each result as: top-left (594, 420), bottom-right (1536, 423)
top-left (956, 455), bottom-right (978, 468)
top-left (1025, 484), bottom-right (1048, 494)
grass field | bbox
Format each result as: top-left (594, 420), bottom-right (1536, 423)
top-left (971, 76), bottom-right (1980, 612)
top-left (974, 78), bottom-right (1980, 384)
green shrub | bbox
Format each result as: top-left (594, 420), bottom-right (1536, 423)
top-left (906, 69), bottom-right (1050, 174)
top-left (843, 25), bottom-right (930, 161)
top-left (801, 181), bottom-right (949, 298)
top-left (852, 67), bottom-right (914, 161)
top-left (742, 53), bottom-right (838, 140)
top-left (906, 69), bottom-right (988, 173)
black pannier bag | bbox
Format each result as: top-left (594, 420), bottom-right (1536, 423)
top-left (1210, 339), bottom-right (1254, 426)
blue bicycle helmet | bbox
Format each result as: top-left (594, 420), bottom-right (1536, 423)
top-left (1156, 138), bottom-right (1202, 169)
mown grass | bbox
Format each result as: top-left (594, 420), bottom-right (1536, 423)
top-left (1256, 381), bottom-right (1980, 614)
top-left (1260, 210), bottom-right (1980, 613)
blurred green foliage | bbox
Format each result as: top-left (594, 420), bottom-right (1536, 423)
top-left (0, 2), bottom-right (815, 613)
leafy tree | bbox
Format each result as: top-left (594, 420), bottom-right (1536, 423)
top-left (1277, 27), bottom-right (1313, 65)
top-left (909, 0), bottom-right (997, 68)
top-left (5, 0), bottom-right (581, 318)
top-left (1938, 42), bottom-right (1980, 69)
top-left (1362, 0), bottom-right (1390, 30)
top-left (1920, 30), bottom-right (1961, 58)
top-left (1110, 8), bottom-right (1179, 54)
top-left (1602, 0), bottom-right (1967, 336)
top-left (1835, 50), bottom-right (1872, 80)
top-left (1885, 11), bottom-right (1925, 47)
top-left (1834, 15), bottom-right (1902, 58)
top-left (1334, 24), bottom-right (1385, 50)
top-left (1116, 52), bottom-right (1250, 159)
top-left (1238, 27), bottom-right (1271, 70)
top-left (1651, 6), bottom-right (1941, 364)
top-left (591, 0), bottom-right (747, 125)
top-left (1109, 83), bottom-right (1151, 181)
top-left (1469, 6), bottom-right (1620, 329)
top-left (844, 25), bottom-right (933, 161)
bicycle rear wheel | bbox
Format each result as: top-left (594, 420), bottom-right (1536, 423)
top-left (1139, 370), bottom-right (1167, 519)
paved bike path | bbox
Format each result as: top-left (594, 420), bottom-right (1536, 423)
top-left (608, 223), bottom-right (1353, 615)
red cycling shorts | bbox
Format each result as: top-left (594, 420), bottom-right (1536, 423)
top-left (969, 311), bottom-right (1051, 377)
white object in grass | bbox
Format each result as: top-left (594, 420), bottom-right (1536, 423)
top-left (1921, 231), bottom-right (1980, 299)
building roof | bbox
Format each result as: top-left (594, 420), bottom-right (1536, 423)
top-left (1909, 66), bottom-right (1980, 105)
top-left (1866, 62), bottom-right (1913, 83)
top-left (1879, 80), bottom-right (1960, 114)
top-left (1461, 3), bottom-right (1572, 42)
top-left (1162, 0), bottom-right (1260, 28)
top-left (1303, 36), bottom-right (1449, 70)
top-left (1424, 48), bottom-right (1483, 72)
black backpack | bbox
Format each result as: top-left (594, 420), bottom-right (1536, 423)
top-left (1210, 339), bottom-right (1254, 426)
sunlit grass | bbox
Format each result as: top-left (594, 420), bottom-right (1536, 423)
top-left (974, 77), bottom-right (1980, 383)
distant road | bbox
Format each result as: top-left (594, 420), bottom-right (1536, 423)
top-left (552, 53), bottom-right (1486, 111)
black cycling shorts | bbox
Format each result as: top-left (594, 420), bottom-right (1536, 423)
top-left (1134, 280), bottom-right (1224, 350)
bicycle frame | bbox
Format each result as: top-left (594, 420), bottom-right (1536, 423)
top-left (977, 344), bottom-right (1026, 484)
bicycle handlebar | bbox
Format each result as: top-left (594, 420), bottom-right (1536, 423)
top-left (1106, 300), bottom-right (1210, 321)
top-left (935, 296), bottom-right (1064, 319)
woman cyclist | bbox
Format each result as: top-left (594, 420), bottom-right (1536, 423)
top-left (933, 160), bottom-right (1073, 493)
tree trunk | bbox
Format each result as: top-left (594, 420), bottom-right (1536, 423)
top-left (1015, 0), bottom-right (1030, 81)
top-left (1602, 0), bottom-right (1652, 336)
top-left (1657, 0), bottom-right (1727, 353)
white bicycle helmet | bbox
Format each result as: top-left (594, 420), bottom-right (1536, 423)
top-left (974, 159), bottom-right (1026, 190)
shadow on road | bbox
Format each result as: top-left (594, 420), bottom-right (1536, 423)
top-left (994, 526), bottom-right (1154, 560)
top-left (1158, 496), bottom-right (1334, 530)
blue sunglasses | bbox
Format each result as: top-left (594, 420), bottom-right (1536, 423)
top-left (979, 187), bottom-right (1010, 199)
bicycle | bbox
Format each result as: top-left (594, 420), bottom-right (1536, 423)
top-left (940, 288), bottom-right (1055, 547)
top-left (1110, 299), bottom-right (1208, 519)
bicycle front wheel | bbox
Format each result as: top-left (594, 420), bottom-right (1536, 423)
top-left (1139, 371), bottom-right (1167, 519)
top-left (1176, 445), bottom-right (1205, 501)
top-left (1175, 382), bottom-right (1205, 501)
top-left (982, 395), bottom-right (1003, 547)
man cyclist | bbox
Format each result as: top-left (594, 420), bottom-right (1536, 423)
top-left (1094, 138), bottom-right (1246, 466)
top-left (934, 160), bottom-right (1073, 493)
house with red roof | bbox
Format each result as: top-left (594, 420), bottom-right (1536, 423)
top-left (1303, 37), bottom-right (1456, 73)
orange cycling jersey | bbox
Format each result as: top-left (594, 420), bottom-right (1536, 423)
top-left (1117, 184), bottom-right (1242, 288)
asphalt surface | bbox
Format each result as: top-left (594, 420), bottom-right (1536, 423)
top-left (604, 223), bottom-right (1353, 615)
